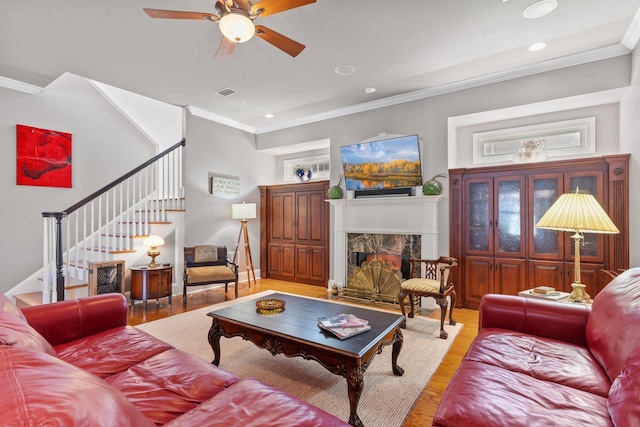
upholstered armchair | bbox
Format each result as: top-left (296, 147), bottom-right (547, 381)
top-left (397, 256), bottom-right (458, 339)
top-left (183, 246), bottom-right (239, 305)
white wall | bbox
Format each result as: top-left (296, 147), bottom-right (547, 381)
top-left (0, 73), bottom-right (156, 293)
top-left (92, 80), bottom-right (183, 150)
top-left (184, 113), bottom-right (277, 278)
top-left (620, 49), bottom-right (640, 266)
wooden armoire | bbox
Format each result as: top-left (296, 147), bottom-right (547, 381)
top-left (449, 155), bottom-right (629, 309)
top-left (259, 181), bottom-right (329, 287)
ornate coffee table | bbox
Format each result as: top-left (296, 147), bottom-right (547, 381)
top-left (207, 292), bottom-right (405, 427)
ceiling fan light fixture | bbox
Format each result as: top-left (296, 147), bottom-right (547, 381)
top-left (219, 12), bottom-right (255, 43)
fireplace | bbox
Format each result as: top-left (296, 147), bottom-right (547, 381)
top-left (328, 195), bottom-right (443, 307)
top-left (343, 234), bottom-right (420, 303)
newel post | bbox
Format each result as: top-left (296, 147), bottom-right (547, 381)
top-left (42, 212), bottom-right (65, 301)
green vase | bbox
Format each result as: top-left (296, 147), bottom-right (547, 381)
top-left (328, 185), bottom-right (343, 199)
top-left (328, 175), bottom-right (344, 199)
top-left (422, 174), bottom-right (446, 195)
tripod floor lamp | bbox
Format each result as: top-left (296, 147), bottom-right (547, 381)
top-left (232, 202), bottom-right (257, 288)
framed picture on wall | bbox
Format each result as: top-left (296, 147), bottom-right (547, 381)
top-left (16, 124), bottom-right (72, 188)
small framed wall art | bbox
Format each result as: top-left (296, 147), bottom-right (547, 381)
top-left (16, 124), bottom-right (72, 188)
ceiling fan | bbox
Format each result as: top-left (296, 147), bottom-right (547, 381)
top-left (143, 0), bottom-right (316, 59)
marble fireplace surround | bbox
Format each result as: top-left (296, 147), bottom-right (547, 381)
top-left (328, 195), bottom-right (444, 298)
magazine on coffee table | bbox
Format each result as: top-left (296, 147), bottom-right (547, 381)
top-left (317, 314), bottom-right (371, 339)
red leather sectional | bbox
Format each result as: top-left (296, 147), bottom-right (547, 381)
top-left (433, 268), bottom-right (640, 427)
top-left (0, 292), bottom-right (349, 426)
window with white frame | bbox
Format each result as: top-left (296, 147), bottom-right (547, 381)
top-left (472, 117), bottom-right (596, 165)
top-left (283, 155), bottom-right (331, 182)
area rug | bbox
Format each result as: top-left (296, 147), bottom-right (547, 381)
top-left (136, 290), bottom-right (462, 427)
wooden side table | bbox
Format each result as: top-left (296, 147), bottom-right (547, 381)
top-left (130, 264), bottom-right (173, 311)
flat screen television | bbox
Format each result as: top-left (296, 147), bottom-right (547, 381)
top-left (340, 134), bottom-right (423, 191)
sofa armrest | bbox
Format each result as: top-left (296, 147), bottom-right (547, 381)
top-left (20, 293), bottom-right (129, 347)
top-left (479, 294), bottom-right (590, 347)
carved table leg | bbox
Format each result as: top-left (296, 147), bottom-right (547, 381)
top-left (391, 328), bottom-right (405, 376)
top-left (346, 362), bottom-right (364, 427)
top-left (207, 320), bottom-right (222, 366)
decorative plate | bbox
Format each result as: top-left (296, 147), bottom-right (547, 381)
top-left (255, 298), bottom-right (285, 313)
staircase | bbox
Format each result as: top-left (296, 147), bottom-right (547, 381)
top-left (13, 140), bottom-right (186, 306)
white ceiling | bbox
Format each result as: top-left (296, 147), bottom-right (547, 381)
top-left (1, 0), bottom-right (639, 134)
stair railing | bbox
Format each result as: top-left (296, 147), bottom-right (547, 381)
top-left (42, 139), bottom-right (185, 303)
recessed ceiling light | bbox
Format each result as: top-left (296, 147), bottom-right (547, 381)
top-left (265, 113), bottom-right (274, 118)
top-left (335, 65), bottom-right (355, 76)
top-left (364, 87), bottom-right (377, 94)
top-left (229, 100), bottom-right (246, 106)
top-left (528, 42), bottom-right (547, 51)
top-left (523, 0), bottom-right (558, 19)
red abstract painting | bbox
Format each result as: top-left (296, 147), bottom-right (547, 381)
top-left (16, 124), bottom-right (72, 188)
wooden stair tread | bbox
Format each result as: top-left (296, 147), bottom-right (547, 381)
top-left (86, 247), bottom-right (137, 254)
top-left (118, 221), bottom-right (172, 225)
top-left (14, 291), bottom-right (43, 309)
top-left (15, 279), bottom-right (89, 308)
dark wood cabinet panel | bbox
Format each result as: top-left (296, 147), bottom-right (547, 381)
top-left (310, 247), bottom-right (326, 282)
top-left (296, 192), bottom-right (310, 242)
top-left (451, 155), bottom-right (629, 309)
top-left (308, 191), bottom-right (326, 244)
top-left (528, 260), bottom-right (565, 291)
top-left (464, 256), bottom-right (493, 307)
top-left (495, 258), bottom-right (527, 295)
top-left (528, 260), bottom-right (603, 295)
top-left (268, 244), bottom-right (282, 275)
top-left (295, 246), bottom-right (310, 279)
top-left (260, 181), bottom-right (329, 286)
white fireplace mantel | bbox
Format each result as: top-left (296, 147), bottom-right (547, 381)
top-left (328, 195), bottom-right (444, 287)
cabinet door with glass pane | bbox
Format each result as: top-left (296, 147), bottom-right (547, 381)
top-left (564, 170), bottom-right (605, 263)
top-left (494, 176), bottom-right (526, 258)
top-left (529, 173), bottom-right (563, 260)
top-left (464, 178), bottom-right (493, 255)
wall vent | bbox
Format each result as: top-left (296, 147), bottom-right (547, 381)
top-left (216, 88), bottom-right (238, 97)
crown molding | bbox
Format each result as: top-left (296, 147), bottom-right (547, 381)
top-left (622, 7), bottom-right (640, 50)
top-left (0, 76), bottom-right (42, 94)
top-left (187, 105), bottom-right (257, 134)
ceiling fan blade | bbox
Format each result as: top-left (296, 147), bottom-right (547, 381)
top-left (143, 8), bottom-right (219, 21)
top-left (251, 0), bottom-right (315, 17)
top-left (254, 25), bottom-right (305, 57)
top-left (215, 37), bottom-right (236, 59)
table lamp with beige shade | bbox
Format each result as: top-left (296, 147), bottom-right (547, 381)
top-left (143, 234), bottom-right (165, 267)
top-left (535, 189), bottom-right (619, 303)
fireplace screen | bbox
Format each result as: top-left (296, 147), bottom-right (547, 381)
top-left (344, 233), bottom-right (420, 304)
top-left (88, 260), bottom-right (125, 295)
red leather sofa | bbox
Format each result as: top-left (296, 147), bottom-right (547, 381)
top-left (0, 292), bottom-right (349, 426)
top-left (433, 268), bottom-right (640, 427)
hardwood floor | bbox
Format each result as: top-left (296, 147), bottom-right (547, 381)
top-left (127, 278), bottom-right (479, 426)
